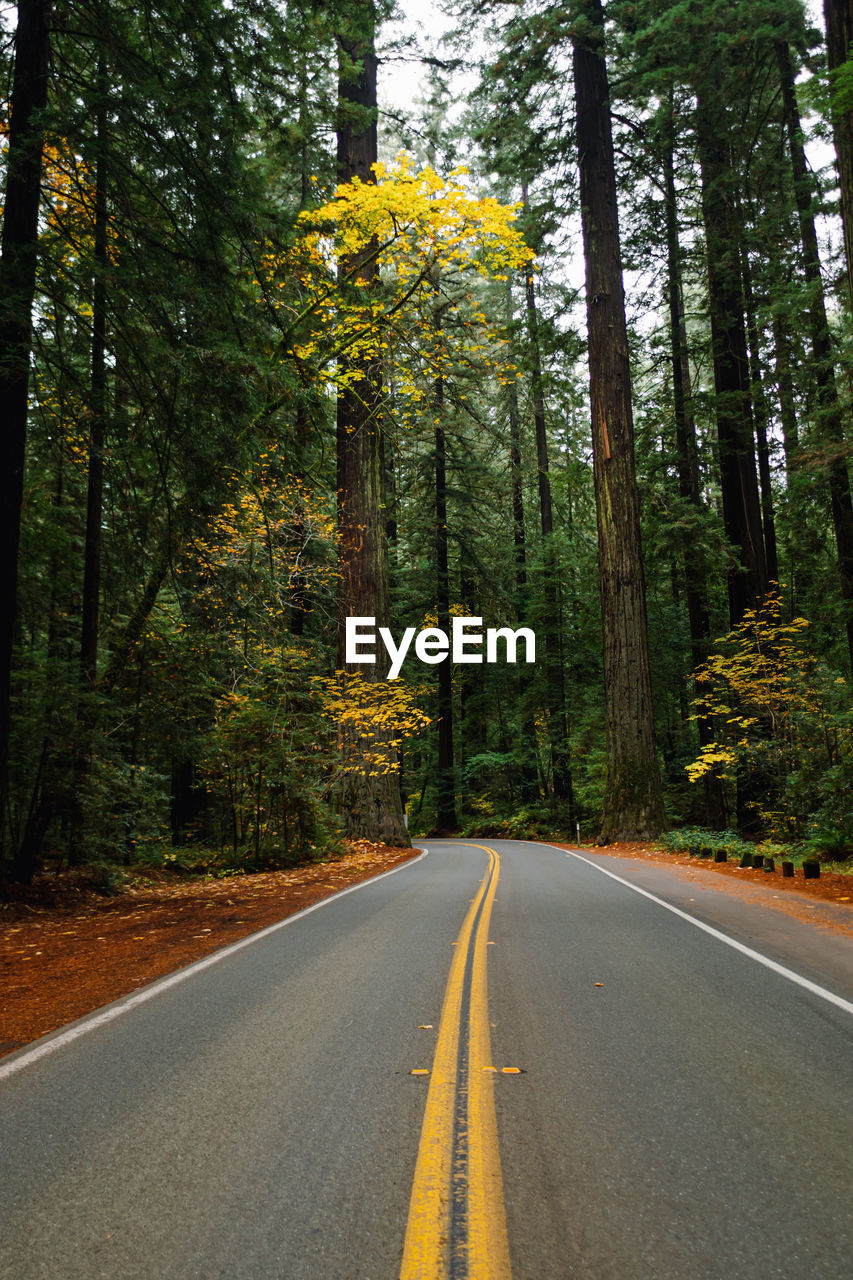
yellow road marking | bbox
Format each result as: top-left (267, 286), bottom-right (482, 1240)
top-left (467, 847), bottom-right (511, 1280)
top-left (399, 844), bottom-right (511, 1280)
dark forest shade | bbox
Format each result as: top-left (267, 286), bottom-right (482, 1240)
top-left (79, 61), bottom-right (108, 693)
top-left (0, 0), bottom-right (51, 871)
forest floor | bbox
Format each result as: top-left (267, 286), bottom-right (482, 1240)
top-left (2, 838), bottom-right (851, 1061)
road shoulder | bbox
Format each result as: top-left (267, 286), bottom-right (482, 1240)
top-left (1, 841), bottom-right (420, 1058)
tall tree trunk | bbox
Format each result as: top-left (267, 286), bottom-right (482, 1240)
top-left (522, 207), bottom-right (553, 545)
top-left (335, 8), bottom-right (408, 844)
top-left (458, 545), bottom-right (490, 802)
top-left (100, 529), bottom-right (174, 693)
top-left (771, 305), bottom-right (800, 471)
top-left (67, 62), bottom-right (110, 869)
top-left (522, 202), bottom-right (574, 815)
top-left (824, 0), bottom-right (853, 300)
top-left (695, 94), bottom-right (769, 625)
top-left (0, 0), bottom-right (52, 872)
top-left (288, 393), bottom-right (317, 636)
top-left (662, 98), bottom-right (725, 829)
top-left (740, 240), bottom-right (779, 586)
top-left (573, 0), bottom-right (667, 841)
top-left (288, 49), bottom-right (316, 639)
top-left (777, 38), bottom-right (853, 669)
top-left (433, 329), bottom-right (456, 832)
top-left (508, 378), bottom-right (527, 593)
top-left (506, 284), bottom-right (527, 602)
top-left (80, 61), bottom-right (108, 689)
top-left (505, 281), bottom-right (541, 802)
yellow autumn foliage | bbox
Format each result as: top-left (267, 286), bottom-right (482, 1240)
top-left (322, 671), bottom-right (431, 776)
top-left (685, 592), bottom-right (851, 835)
top-left (261, 153), bottom-right (532, 402)
top-left (302, 154), bottom-right (531, 280)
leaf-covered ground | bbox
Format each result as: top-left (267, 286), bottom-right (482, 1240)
top-left (0, 841), bottom-right (419, 1058)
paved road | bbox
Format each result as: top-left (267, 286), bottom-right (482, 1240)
top-left (2, 840), bottom-right (852, 1279)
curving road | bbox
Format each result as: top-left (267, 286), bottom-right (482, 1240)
top-left (2, 839), bottom-right (852, 1279)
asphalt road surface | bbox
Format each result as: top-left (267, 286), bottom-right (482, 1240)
top-left (2, 839), bottom-right (852, 1279)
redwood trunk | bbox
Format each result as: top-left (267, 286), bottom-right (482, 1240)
top-left (573, 0), bottom-right (667, 840)
top-left (506, 282), bottom-right (527, 601)
top-left (771, 306), bottom-right (799, 469)
top-left (508, 378), bottom-right (527, 595)
top-left (433, 351), bottom-right (456, 832)
top-left (506, 281), bottom-right (540, 801)
top-left (523, 213), bottom-right (574, 813)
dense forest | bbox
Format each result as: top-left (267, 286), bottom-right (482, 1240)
top-left (2, 0), bottom-right (853, 888)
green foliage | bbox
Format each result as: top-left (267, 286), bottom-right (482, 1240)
top-left (456, 799), bottom-right (569, 842)
top-left (660, 825), bottom-right (853, 872)
top-left (76, 752), bottom-right (170, 866)
top-left (830, 57), bottom-right (853, 120)
top-left (88, 863), bottom-right (130, 897)
top-left (658, 827), bottom-right (756, 860)
top-left (802, 826), bottom-right (853, 863)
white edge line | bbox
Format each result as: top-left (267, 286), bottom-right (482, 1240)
top-left (0, 847), bottom-right (429, 1083)
top-left (523, 839), bottom-right (853, 1019)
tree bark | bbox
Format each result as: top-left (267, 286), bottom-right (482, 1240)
top-left (433, 339), bottom-right (456, 832)
top-left (505, 280), bottom-right (541, 802)
top-left (573, 0), bottom-right (667, 841)
top-left (66, 60), bottom-right (111, 869)
top-left (522, 204), bottom-right (574, 814)
top-left (771, 306), bottom-right (799, 469)
top-left (508, 377), bottom-right (527, 593)
top-left (0, 0), bottom-right (52, 865)
top-left (506, 283), bottom-right (527, 601)
top-left (335, 9), bottom-right (408, 844)
top-left (523, 227), bottom-right (553, 542)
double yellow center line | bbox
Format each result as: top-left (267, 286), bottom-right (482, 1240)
top-left (400, 844), bottom-right (512, 1280)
